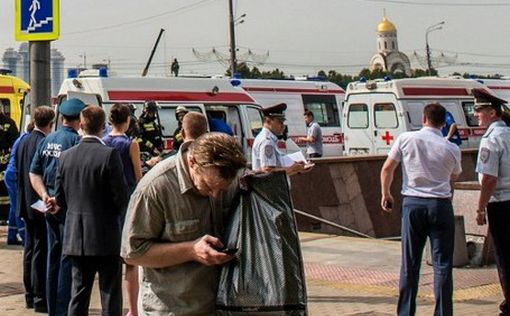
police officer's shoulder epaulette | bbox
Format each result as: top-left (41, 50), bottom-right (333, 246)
top-left (483, 128), bottom-right (495, 138)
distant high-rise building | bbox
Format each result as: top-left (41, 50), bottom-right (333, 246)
top-left (369, 14), bottom-right (411, 76)
top-left (2, 48), bottom-right (20, 75)
top-left (18, 43), bottom-right (30, 83)
top-left (2, 44), bottom-right (66, 96)
top-left (51, 49), bottom-right (65, 96)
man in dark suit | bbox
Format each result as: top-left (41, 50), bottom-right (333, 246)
top-left (54, 105), bottom-right (128, 316)
top-left (16, 105), bottom-right (55, 312)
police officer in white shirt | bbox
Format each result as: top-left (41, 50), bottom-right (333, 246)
top-left (472, 88), bottom-right (510, 316)
top-left (380, 103), bottom-right (462, 316)
top-left (252, 103), bottom-right (306, 175)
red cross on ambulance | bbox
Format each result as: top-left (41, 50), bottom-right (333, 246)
top-left (382, 131), bottom-right (394, 145)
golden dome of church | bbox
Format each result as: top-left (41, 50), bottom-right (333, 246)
top-left (377, 16), bottom-right (397, 33)
top-left (370, 13), bottom-right (411, 76)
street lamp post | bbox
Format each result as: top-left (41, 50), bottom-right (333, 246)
top-left (425, 21), bottom-right (445, 75)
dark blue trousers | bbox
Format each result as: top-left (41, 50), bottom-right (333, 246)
top-left (4, 172), bottom-right (25, 243)
top-left (46, 214), bottom-right (72, 316)
top-left (487, 200), bottom-right (510, 316)
top-left (397, 196), bottom-right (454, 316)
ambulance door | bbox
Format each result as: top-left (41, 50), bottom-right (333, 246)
top-left (344, 94), bottom-right (373, 155)
top-left (372, 95), bottom-right (400, 154)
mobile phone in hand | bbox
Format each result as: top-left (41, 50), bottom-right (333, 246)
top-left (218, 247), bottom-right (238, 255)
top-left (383, 200), bottom-right (393, 210)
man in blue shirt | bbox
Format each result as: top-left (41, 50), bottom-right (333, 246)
top-left (441, 111), bottom-right (462, 146)
top-left (30, 98), bottom-right (86, 316)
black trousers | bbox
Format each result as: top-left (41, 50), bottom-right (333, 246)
top-left (23, 215), bottom-right (48, 309)
top-left (488, 200), bottom-right (510, 316)
top-left (68, 255), bottom-right (122, 316)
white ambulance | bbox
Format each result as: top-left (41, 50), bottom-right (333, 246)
top-left (57, 71), bottom-right (264, 160)
top-left (342, 77), bottom-right (488, 155)
top-left (477, 78), bottom-right (510, 104)
top-left (239, 79), bottom-right (346, 157)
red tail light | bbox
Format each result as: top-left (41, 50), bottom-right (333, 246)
top-left (247, 138), bottom-right (254, 148)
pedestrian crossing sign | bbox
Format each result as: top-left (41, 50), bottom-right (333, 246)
top-left (15, 0), bottom-right (60, 41)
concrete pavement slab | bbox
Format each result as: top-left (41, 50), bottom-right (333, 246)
top-left (0, 229), bottom-right (503, 315)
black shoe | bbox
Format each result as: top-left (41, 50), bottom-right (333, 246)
top-left (34, 305), bottom-right (48, 313)
top-left (7, 239), bottom-right (22, 245)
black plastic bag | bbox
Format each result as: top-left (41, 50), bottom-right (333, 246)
top-left (216, 172), bottom-right (307, 315)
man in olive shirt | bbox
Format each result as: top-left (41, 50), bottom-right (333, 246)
top-left (121, 132), bottom-right (246, 315)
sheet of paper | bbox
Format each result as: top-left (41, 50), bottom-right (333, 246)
top-left (281, 151), bottom-right (307, 167)
top-left (30, 199), bottom-right (49, 213)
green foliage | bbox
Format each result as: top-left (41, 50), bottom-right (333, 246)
top-left (225, 62), bottom-right (285, 79)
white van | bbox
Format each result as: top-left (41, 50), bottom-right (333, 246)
top-left (342, 77), bottom-right (488, 155)
top-left (57, 71), bottom-right (264, 161)
top-left (477, 78), bottom-right (510, 104)
top-left (239, 79), bottom-right (345, 157)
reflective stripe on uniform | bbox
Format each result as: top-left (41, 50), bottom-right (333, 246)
top-left (0, 196), bottom-right (10, 205)
top-left (143, 123), bottom-right (155, 131)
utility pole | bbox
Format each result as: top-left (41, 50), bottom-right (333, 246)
top-left (228, 0), bottom-right (237, 77)
top-left (426, 41), bottom-right (432, 76)
top-left (30, 41), bottom-right (51, 112)
top-left (142, 28), bottom-right (165, 77)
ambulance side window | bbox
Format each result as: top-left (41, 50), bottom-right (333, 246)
top-left (405, 101), bottom-right (425, 129)
top-left (205, 105), bottom-right (240, 137)
top-left (347, 103), bottom-right (369, 129)
top-left (374, 103), bottom-right (398, 128)
top-left (302, 95), bottom-right (340, 127)
top-left (158, 106), bottom-right (202, 137)
top-left (0, 98), bottom-right (10, 117)
top-left (462, 101), bottom-right (478, 127)
top-left (246, 106), bottom-right (263, 137)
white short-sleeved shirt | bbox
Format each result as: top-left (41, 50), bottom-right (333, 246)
top-left (306, 121), bottom-right (323, 155)
top-left (476, 120), bottom-right (510, 202)
top-left (251, 127), bottom-right (283, 171)
top-left (388, 127), bottom-right (462, 198)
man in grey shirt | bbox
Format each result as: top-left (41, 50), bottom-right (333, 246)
top-left (121, 132), bottom-right (247, 315)
top-left (299, 110), bottom-right (323, 158)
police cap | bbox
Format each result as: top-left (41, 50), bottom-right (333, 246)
top-left (262, 103), bottom-right (287, 120)
top-left (472, 88), bottom-right (507, 111)
top-left (59, 98), bottom-right (87, 117)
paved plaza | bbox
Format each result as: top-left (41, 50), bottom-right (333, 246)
top-left (0, 229), bottom-right (503, 315)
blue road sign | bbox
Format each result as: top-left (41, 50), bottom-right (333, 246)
top-left (15, 0), bottom-right (60, 41)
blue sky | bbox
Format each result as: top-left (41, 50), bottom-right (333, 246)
top-left (1, 0), bottom-right (509, 77)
